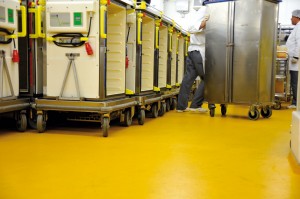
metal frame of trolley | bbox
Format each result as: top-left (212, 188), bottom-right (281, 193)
top-left (33, 0), bottom-right (139, 137)
top-left (0, 0), bottom-right (30, 131)
top-left (125, 1), bottom-right (167, 125)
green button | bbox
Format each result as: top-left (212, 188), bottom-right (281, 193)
top-left (74, 12), bottom-right (82, 26)
top-left (8, 8), bottom-right (14, 23)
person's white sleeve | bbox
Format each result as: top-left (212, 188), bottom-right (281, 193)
top-left (188, 23), bottom-right (204, 33)
top-left (295, 26), bottom-right (300, 58)
top-left (187, 7), bottom-right (206, 33)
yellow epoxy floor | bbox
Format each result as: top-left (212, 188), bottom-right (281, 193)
top-left (0, 104), bottom-right (300, 199)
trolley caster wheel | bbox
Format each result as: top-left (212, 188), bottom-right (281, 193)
top-left (37, 114), bottom-right (46, 133)
top-left (165, 99), bottom-right (171, 112)
top-left (101, 117), bottom-right (110, 137)
top-left (170, 98), bottom-right (177, 110)
top-left (248, 109), bottom-right (260, 120)
top-left (122, 109), bottom-right (132, 127)
top-left (209, 108), bottom-right (215, 117)
top-left (158, 102), bottom-right (166, 116)
top-left (273, 102), bottom-right (281, 110)
top-left (151, 103), bottom-right (159, 118)
top-left (221, 104), bottom-right (227, 116)
top-left (261, 107), bottom-right (272, 118)
top-left (138, 109), bottom-right (145, 125)
top-left (16, 113), bottom-right (27, 132)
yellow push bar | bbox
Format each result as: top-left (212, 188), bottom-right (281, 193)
top-left (100, 5), bottom-right (107, 39)
top-left (155, 26), bottom-right (159, 49)
top-left (185, 37), bottom-right (189, 56)
top-left (155, 19), bottom-right (161, 49)
top-left (6, 5), bottom-right (27, 38)
top-left (168, 32), bottom-right (172, 52)
top-left (37, 6), bottom-right (45, 38)
top-left (137, 12), bottom-right (143, 45)
top-left (176, 34), bottom-right (179, 54)
top-left (18, 6), bottom-right (27, 37)
top-left (168, 26), bottom-right (173, 52)
top-left (28, 7), bottom-right (38, 38)
top-left (29, 5), bottom-right (45, 38)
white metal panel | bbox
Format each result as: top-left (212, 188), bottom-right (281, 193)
top-left (0, 52), bottom-right (19, 97)
top-left (158, 25), bottom-right (168, 88)
top-left (46, 0), bottom-right (96, 33)
top-left (0, 0), bottom-right (20, 30)
top-left (0, 0), bottom-right (20, 98)
top-left (107, 3), bottom-right (126, 96)
top-left (125, 12), bottom-right (137, 93)
top-left (46, 39), bottom-right (100, 98)
top-left (45, 0), bottom-right (100, 98)
top-left (291, 111), bottom-right (300, 164)
top-left (141, 15), bottom-right (154, 92)
top-left (171, 32), bottom-right (177, 86)
top-left (177, 36), bottom-right (185, 84)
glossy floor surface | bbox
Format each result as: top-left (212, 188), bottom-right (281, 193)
top-left (0, 104), bottom-right (300, 199)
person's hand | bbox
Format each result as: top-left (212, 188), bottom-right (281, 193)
top-left (203, 15), bottom-right (210, 22)
top-left (200, 20), bottom-right (206, 29)
top-left (291, 57), bottom-right (299, 64)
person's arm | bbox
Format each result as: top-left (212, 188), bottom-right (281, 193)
top-left (188, 22), bottom-right (203, 33)
top-left (295, 25), bottom-right (300, 58)
top-left (199, 20), bottom-right (207, 29)
top-left (291, 25), bottom-right (300, 63)
top-left (188, 16), bottom-right (209, 33)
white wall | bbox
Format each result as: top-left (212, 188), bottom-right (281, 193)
top-left (162, 0), bottom-right (300, 29)
top-left (278, 0), bottom-right (299, 25)
top-left (163, 0), bottom-right (195, 30)
top-left (150, 0), bottom-right (164, 12)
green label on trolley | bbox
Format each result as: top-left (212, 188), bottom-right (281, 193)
top-left (8, 8), bottom-right (14, 23)
top-left (74, 12), bottom-right (82, 26)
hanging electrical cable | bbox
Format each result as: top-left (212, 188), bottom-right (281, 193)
top-left (0, 28), bottom-right (13, 44)
top-left (52, 16), bottom-right (93, 48)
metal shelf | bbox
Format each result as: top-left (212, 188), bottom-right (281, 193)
top-left (275, 75), bottom-right (286, 79)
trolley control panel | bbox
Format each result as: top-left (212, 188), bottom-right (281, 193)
top-left (46, 0), bottom-right (96, 33)
top-left (0, 0), bottom-right (20, 30)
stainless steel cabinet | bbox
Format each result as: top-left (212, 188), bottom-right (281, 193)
top-left (204, 0), bottom-right (279, 120)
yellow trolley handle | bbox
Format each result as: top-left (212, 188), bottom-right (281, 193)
top-left (100, 5), bottom-right (107, 39)
top-left (168, 27), bottom-right (173, 52)
top-left (176, 33), bottom-right (180, 55)
top-left (29, 5), bottom-right (45, 38)
top-left (185, 37), bottom-right (189, 56)
top-left (18, 5), bottom-right (27, 37)
top-left (137, 13), bottom-right (143, 45)
top-left (155, 26), bottom-right (159, 49)
top-left (28, 6), bottom-right (38, 39)
top-left (155, 19), bottom-right (161, 49)
top-left (37, 6), bottom-right (45, 38)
